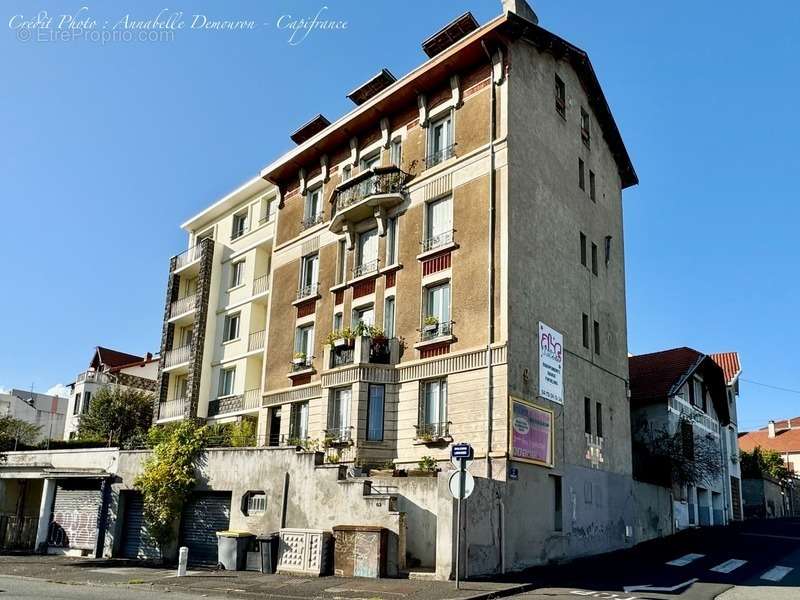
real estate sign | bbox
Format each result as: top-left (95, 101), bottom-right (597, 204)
top-left (538, 322), bottom-right (564, 404)
top-left (509, 397), bottom-right (553, 467)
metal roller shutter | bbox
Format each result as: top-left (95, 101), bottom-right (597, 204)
top-left (120, 491), bottom-right (160, 560)
top-left (48, 480), bottom-right (103, 551)
top-left (179, 492), bottom-right (231, 566)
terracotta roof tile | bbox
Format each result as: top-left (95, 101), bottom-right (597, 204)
top-left (739, 427), bottom-right (800, 453)
top-left (710, 352), bottom-right (741, 386)
top-left (628, 347), bottom-right (704, 404)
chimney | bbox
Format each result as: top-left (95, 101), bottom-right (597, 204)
top-left (789, 418), bottom-right (793, 430)
top-left (502, 0), bottom-right (539, 25)
top-left (145, 352), bottom-right (153, 361)
top-left (768, 420), bottom-right (776, 438)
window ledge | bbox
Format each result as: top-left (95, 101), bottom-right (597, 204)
top-left (222, 338), bottom-right (241, 346)
top-left (347, 270), bottom-right (381, 287)
top-left (227, 283), bottom-right (247, 293)
top-left (416, 242), bottom-right (458, 261)
top-left (413, 335), bottom-right (455, 351)
top-left (329, 282), bottom-right (348, 293)
top-left (287, 367), bottom-right (315, 378)
top-left (380, 263), bottom-right (403, 274)
top-left (412, 436), bottom-right (452, 446)
top-left (292, 293), bottom-right (321, 307)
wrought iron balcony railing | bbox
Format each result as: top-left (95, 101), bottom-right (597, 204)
top-left (419, 320), bottom-right (454, 342)
top-left (290, 357), bottom-right (314, 372)
top-left (325, 426), bottom-right (352, 444)
top-left (415, 421), bottom-right (450, 441)
top-left (421, 229), bottom-right (454, 253)
top-left (301, 212), bottom-right (325, 230)
top-left (369, 337), bottom-right (392, 364)
top-left (425, 144), bottom-right (456, 167)
top-left (352, 259), bottom-right (379, 279)
top-left (333, 167), bottom-right (409, 215)
top-left (173, 244), bottom-right (203, 270)
top-left (296, 282), bottom-right (319, 300)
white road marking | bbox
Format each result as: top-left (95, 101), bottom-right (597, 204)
top-left (623, 578), bottom-right (697, 593)
top-left (742, 532), bottom-right (800, 541)
top-left (711, 559), bottom-right (747, 573)
top-left (667, 553), bottom-right (705, 566)
top-left (760, 566), bottom-right (793, 582)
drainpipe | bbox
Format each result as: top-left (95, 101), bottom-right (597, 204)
top-left (481, 40), bottom-right (497, 481)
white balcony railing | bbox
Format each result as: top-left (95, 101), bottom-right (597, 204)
top-left (169, 294), bottom-right (196, 319)
top-left (248, 329), bottom-right (266, 352)
top-left (253, 273), bottom-right (270, 296)
top-left (158, 397), bottom-right (185, 420)
top-left (173, 244), bottom-right (203, 270)
top-left (164, 345), bottom-right (191, 368)
top-left (76, 370), bottom-right (109, 384)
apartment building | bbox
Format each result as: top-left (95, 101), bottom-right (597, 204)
top-left (154, 0), bottom-right (638, 571)
top-left (65, 347), bottom-right (158, 439)
top-left (0, 389), bottom-right (67, 442)
top-left (711, 351), bottom-right (744, 520)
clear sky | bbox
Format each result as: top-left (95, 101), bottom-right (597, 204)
top-left (1, 1), bottom-right (797, 432)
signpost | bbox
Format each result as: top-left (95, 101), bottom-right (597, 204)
top-left (449, 442), bottom-right (473, 589)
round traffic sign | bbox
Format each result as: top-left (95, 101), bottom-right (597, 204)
top-left (448, 470), bottom-right (475, 499)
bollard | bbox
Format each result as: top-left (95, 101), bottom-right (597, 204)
top-left (178, 546), bottom-right (189, 577)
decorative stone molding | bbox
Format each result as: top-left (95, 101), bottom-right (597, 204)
top-left (320, 155), bottom-right (329, 182)
top-left (417, 94), bottom-right (428, 128)
top-left (349, 137), bottom-right (359, 166)
top-left (113, 372), bottom-right (157, 393)
top-left (299, 168), bottom-right (307, 195)
top-left (491, 48), bottom-right (505, 84)
top-left (263, 384), bottom-right (322, 407)
top-left (450, 74), bottom-right (462, 108)
top-left (380, 117), bottom-right (390, 148)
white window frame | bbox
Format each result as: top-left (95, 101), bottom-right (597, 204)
top-left (366, 384), bottom-right (385, 442)
top-left (230, 260), bottom-right (245, 289)
top-left (231, 210), bottom-right (248, 239)
top-left (247, 492), bottom-right (266, 514)
top-left (424, 195), bottom-right (452, 248)
top-left (289, 401), bottom-right (309, 440)
top-left (390, 138), bottom-right (402, 166)
top-left (329, 387), bottom-right (351, 432)
top-left (356, 227), bottom-right (379, 272)
top-left (223, 312), bottom-right (241, 343)
top-left (383, 296), bottom-right (395, 338)
top-left (295, 324), bottom-right (314, 357)
top-left (300, 253), bottom-right (319, 293)
top-left (360, 150), bottom-right (380, 172)
top-left (333, 312), bottom-right (343, 331)
top-left (352, 305), bottom-right (375, 328)
top-left (386, 217), bottom-right (398, 265)
top-left (305, 185), bottom-right (323, 221)
top-left (218, 367), bottom-right (236, 397)
top-left (427, 111), bottom-right (453, 164)
top-left (421, 379), bottom-right (447, 426)
top-left (424, 281), bottom-right (451, 324)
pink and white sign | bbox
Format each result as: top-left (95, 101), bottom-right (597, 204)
top-left (538, 322), bottom-right (564, 404)
top-left (510, 398), bottom-right (553, 466)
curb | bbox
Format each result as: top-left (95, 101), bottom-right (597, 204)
top-left (458, 582), bottom-right (536, 600)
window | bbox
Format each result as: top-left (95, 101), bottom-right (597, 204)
top-left (341, 164), bottom-right (351, 182)
top-left (329, 387), bottom-right (351, 435)
top-left (175, 375), bottom-right (188, 400)
top-left (554, 74), bottom-right (565, 118)
top-left (580, 232), bottom-right (587, 266)
top-left (304, 185), bottom-right (323, 226)
top-left (262, 196), bottom-right (277, 223)
top-left (219, 367), bottom-right (236, 397)
top-left (582, 313), bottom-right (589, 348)
top-left (367, 384), bottom-right (385, 441)
top-left (424, 195), bottom-right (452, 250)
top-left (591, 243), bottom-right (598, 276)
top-left (289, 401), bottom-right (309, 440)
top-left (73, 393), bottom-right (81, 415)
top-left (223, 313), bottom-right (241, 342)
top-left (427, 112), bottom-right (453, 165)
top-left (386, 217), bottom-right (398, 265)
top-left (584, 397), bottom-right (592, 434)
top-left (425, 282), bottom-right (451, 329)
top-left (333, 312), bottom-right (343, 331)
top-left (353, 305), bottom-right (374, 327)
top-left (578, 158), bottom-right (585, 190)
top-left (232, 211), bottom-right (247, 240)
top-left (356, 227), bottom-right (379, 275)
top-left (581, 107), bottom-right (591, 147)
top-left (336, 240), bottom-right (346, 285)
top-left (390, 138), bottom-right (402, 166)
top-left (180, 326), bottom-right (193, 348)
top-left (383, 296), bottom-right (395, 338)
top-left (604, 236), bottom-right (612, 265)
top-left (596, 401), bottom-right (603, 438)
top-left (299, 253), bottom-right (319, 296)
top-left (294, 324), bottom-right (314, 358)
top-left (552, 475), bottom-right (563, 531)
top-left (360, 151), bottom-right (380, 171)
top-left (421, 379), bottom-right (447, 431)
top-left (589, 170), bottom-right (596, 202)
top-left (230, 260), bottom-right (245, 288)
top-left (246, 492), bottom-right (266, 515)
top-left (593, 320), bottom-right (600, 354)
top-left (81, 391), bottom-right (91, 414)
top-left (681, 419), bottom-right (694, 460)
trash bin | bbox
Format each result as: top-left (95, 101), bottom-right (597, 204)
top-left (257, 533), bottom-right (280, 574)
top-left (216, 530), bottom-right (255, 571)
top-left (332, 526), bottom-right (387, 578)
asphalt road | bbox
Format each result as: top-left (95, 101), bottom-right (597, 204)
top-left (0, 576), bottom-right (214, 600)
top-left (511, 518), bottom-right (800, 600)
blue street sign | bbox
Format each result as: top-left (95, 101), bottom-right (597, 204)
top-left (451, 443), bottom-right (472, 459)
top-left (508, 467), bottom-right (519, 481)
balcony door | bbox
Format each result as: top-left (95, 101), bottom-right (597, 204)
top-left (329, 388), bottom-right (351, 433)
top-left (425, 282), bottom-right (451, 324)
top-left (426, 195), bottom-right (452, 243)
top-left (357, 227), bottom-right (378, 272)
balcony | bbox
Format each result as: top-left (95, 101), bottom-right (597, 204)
top-left (414, 421), bottom-right (451, 444)
top-left (289, 356), bottom-right (314, 376)
top-left (248, 329), bottom-right (266, 353)
top-left (425, 144), bottom-right (456, 168)
top-left (295, 282), bottom-right (320, 302)
top-left (325, 426), bottom-right (353, 446)
top-left (419, 320), bottom-right (454, 342)
top-left (301, 212), bottom-right (325, 230)
top-left (76, 370), bottom-right (109, 385)
top-left (330, 345), bottom-right (355, 368)
top-left (329, 166), bottom-right (409, 235)
top-left (164, 345), bottom-right (191, 369)
top-left (173, 244), bottom-right (202, 272)
top-left (324, 335), bottom-right (399, 370)
top-left (352, 258), bottom-right (379, 279)
top-left (158, 397), bottom-right (185, 420)
top-left (169, 294), bottom-right (196, 320)
top-left (207, 388), bottom-right (261, 417)
top-left (252, 273), bottom-right (270, 297)
top-left (421, 229), bottom-right (454, 254)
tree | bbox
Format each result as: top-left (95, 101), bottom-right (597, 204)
top-left (0, 415), bottom-right (41, 450)
top-left (76, 386), bottom-right (153, 447)
top-left (133, 420), bottom-right (208, 560)
top-left (740, 447), bottom-right (791, 482)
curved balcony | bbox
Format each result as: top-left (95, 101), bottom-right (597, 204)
top-left (330, 166), bottom-right (409, 235)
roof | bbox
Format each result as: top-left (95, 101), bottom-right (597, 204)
top-left (739, 428), bottom-right (800, 454)
top-left (710, 352), bottom-right (741, 386)
top-left (628, 346), bottom-right (730, 425)
top-left (90, 347), bottom-right (144, 370)
top-left (761, 417), bottom-right (800, 431)
top-left (346, 69), bottom-right (397, 106)
top-left (422, 11), bottom-right (480, 58)
top-left (260, 11), bottom-right (637, 190)
top-left (290, 114), bottom-right (331, 145)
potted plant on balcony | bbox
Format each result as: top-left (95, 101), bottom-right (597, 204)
top-left (326, 330), bottom-right (343, 348)
top-left (368, 325), bottom-right (386, 341)
top-left (408, 455), bottom-right (438, 477)
top-left (422, 315), bottom-right (439, 335)
top-left (292, 352), bottom-right (307, 367)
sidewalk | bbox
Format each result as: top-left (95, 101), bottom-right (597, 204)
top-left (0, 555), bottom-right (532, 600)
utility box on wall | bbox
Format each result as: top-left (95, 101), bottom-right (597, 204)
top-left (276, 528), bottom-right (332, 576)
top-left (332, 525), bottom-right (388, 578)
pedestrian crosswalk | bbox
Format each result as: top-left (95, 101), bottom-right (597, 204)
top-left (665, 554), bottom-right (794, 582)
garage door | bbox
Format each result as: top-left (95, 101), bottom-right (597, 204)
top-left (48, 480), bottom-right (103, 551)
top-left (120, 491), bottom-right (160, 560)
top-left (179, 492), bottom-right (231, 566)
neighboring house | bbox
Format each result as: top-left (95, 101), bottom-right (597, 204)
top-left (152, 0), bottom-right (639, 574)
top-left (739, 417), bottom-right (800, 474)
top-left (629, 347), bottom-right (736, 529)
top-left (710, 352), bottom-right (744, 520)
top-left (0, 389), bottom-right (67, 442)
top-left (64, 346), bottom-right (159, 440)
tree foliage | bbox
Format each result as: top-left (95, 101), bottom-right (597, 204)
top-left (0, 415), bottom-right (41, 449)
top-left (740, 446), bottom-right (791, 482)
top-left (633, 416), bottom-right (723, 487)
top-left (133, 420), bottom-right (208, 558)
top-left (76, 386), bottom-right (153, 446)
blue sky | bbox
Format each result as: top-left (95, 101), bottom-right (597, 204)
top-left (1, 1), bottom-right (797, 431)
